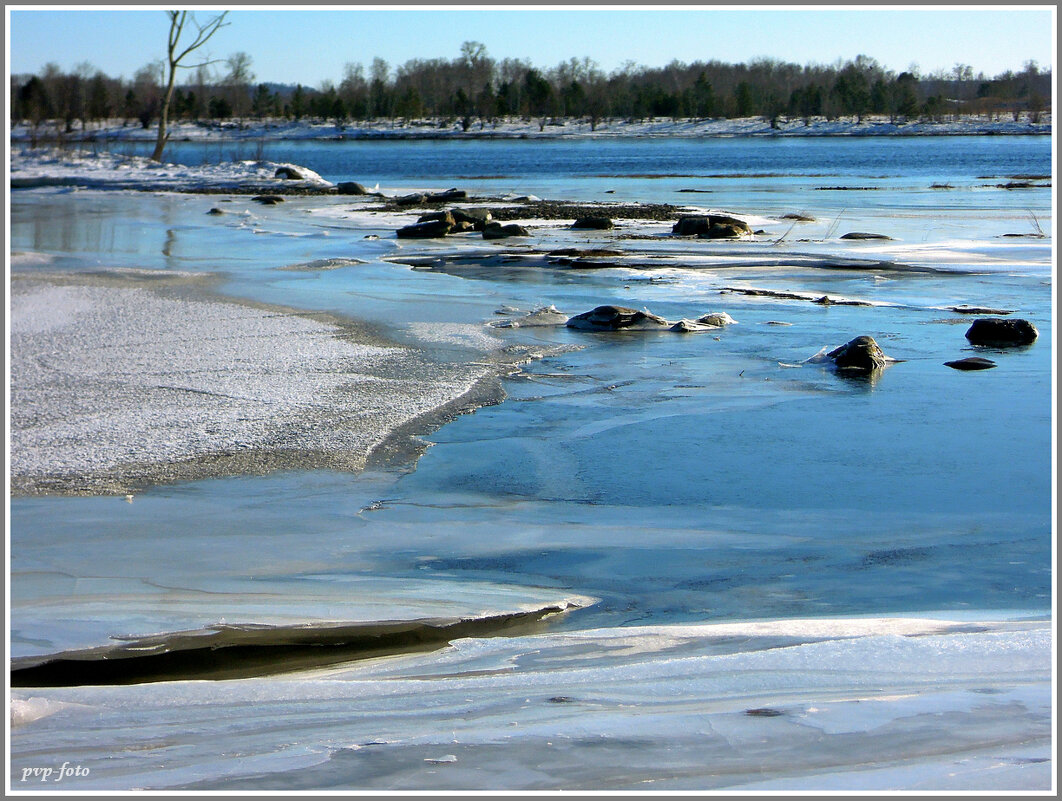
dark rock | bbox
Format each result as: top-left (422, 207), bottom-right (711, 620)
top-left (483, 222), bottom-right (530, 240)
top-left (547, 248), bottom-right (621, 257)
top-left (450, 207), bottom-right (492, 230)
top-left (945, 357), bottom-right (997, 371)
top-left (964, 318), bottom-right (1038, 347)
top-left (745, 708), bottom-right (784, 717)
top-left (396, 219), bottom-right (452, 238)
top-left (417, 210), bottom-right (456, 226)
top-left (274, 166), bottom-right (305, 180)
top-left (840, 232), bottom-right (893, 240)
top-left (827, 335), bottom-right (890, 372)
top-left (951, 305), bottom-right (1014, 315)
top-left (566, 305), bottom-right (668, 331)
top-left (252, 195), bottom-right (284, 204)
top-left (572, 216), bottom-right (614, 230)
top-left (673, 214), bottom-right (751, 238)
top-left (395, 193), bottom-right (427, 206)
top-left (427, 188), bottom-right (467, 202)
top-left (337, 181), bottom-right (369, 195)
top-left (206, 207), bottom-right (225, 215)
top-left (780, 213), bottom-right (816, 222)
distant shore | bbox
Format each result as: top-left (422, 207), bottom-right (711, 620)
top-left (10, 113), bottom-right (1051, 146)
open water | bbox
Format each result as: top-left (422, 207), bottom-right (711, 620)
top-left (8, 135), bottom-right (1055, 790)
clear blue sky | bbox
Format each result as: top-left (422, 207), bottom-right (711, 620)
top-left (8, 6), bottom-right (1055, 86)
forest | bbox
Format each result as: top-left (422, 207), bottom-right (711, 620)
top-left (10, 41), bottom-right (1052, 136)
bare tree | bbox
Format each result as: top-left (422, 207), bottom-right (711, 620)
top-left (152, 10), bottom-right (228, 161)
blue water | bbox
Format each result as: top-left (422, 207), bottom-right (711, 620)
top-left (10, 134), bottom-right (1053, 630)
top-left (124, 135), bottom-right (1051, 183)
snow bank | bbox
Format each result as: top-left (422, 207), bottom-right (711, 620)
top-left (9, 146), bottom-right (333, 191)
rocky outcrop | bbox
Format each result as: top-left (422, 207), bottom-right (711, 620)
top-left (827, 335), bottom-right (891, 372)
top-left (964, 318), bottom-right (1038, 347)
top-left (566, 305), bottom-right (668, 331)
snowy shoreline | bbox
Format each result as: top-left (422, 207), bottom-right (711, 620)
top-left (10, 112), bottom-right (1052, 146)
top-left (8, 272), bottom-right (525, 495)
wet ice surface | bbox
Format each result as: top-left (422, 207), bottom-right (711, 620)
top-left (9, 617), bottom-right (1053, 790)
top-left (8, 152), bottom-right (1053, 791)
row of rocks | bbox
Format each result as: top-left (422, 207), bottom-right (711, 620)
top-left (554, 305), bottom-right (1037, 376)
top-left (563, 305), bottom-right (738, 333)
top-left (396, 208), bottom-right (535, 240)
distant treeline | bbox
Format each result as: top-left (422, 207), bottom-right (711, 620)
top-left (10, 43), bottom-right (1052, 137)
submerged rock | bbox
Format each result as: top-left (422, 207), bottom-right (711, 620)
top-left (840, 232), bottom-right (893, 240)
top-left (950, 304), bottom-right (1014, 315)
top-left (945, 357), bottom-right (997, 371)
top-left (206, 207), bottom-right (225, 215)
top-left (964, 318), bottom-right (1038, 347)
top-left (252, 194), bottom-right (284, 205)
top-left (566, 305), bottom-right (668, 331)
top-left (827, 335), bottom-right (891, 372)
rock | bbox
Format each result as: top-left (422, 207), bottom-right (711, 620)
top-left (951, 304), bottom-right (1014, 315)
top-left (672, 214), bottom-right (751, 237)
top-left (337, 181), bottom-right (369, 195)
top-left (840, 232), bottom-right (893, 240)
top-left (206, 207), bottom-right (225, 215)
top-left (395, 193), bottom-right (427, 206)
top-left (827, 335), bottom-right (890, 372)
top-left (483, 222), bottom-right (530, 240)
top-left (566, 305), bottom-right (668, 331)
top-left (780, 213), bottom-right (815, 222)
top-left (417, 210), bottom-right (456, 226)
top-left (451, 207), bottom-right (492, 230)
top-left (670, 319), bottom-right (715, 332)
top-left (427, 188), bottom-right (467, 202)
top-left (697, 312), bottom-right (738, 327)
top-left (964, 318), bottom-right (1038, 347)
top-left (572, 216), bottom-right (614, 230)
top-left (548, 248), bottom-right (622, 257)
top-left (252, 195), bottom-right (284, 204)
top-left (396, 219), bottom-right (452, 238)
top-left (945, 357), bottom-right (997, 371)
top-left (274, 166), bottom-right (305, 180)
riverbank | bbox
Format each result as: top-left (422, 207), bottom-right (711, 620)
top-left (10, 112), bottom-right (1052, 147)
